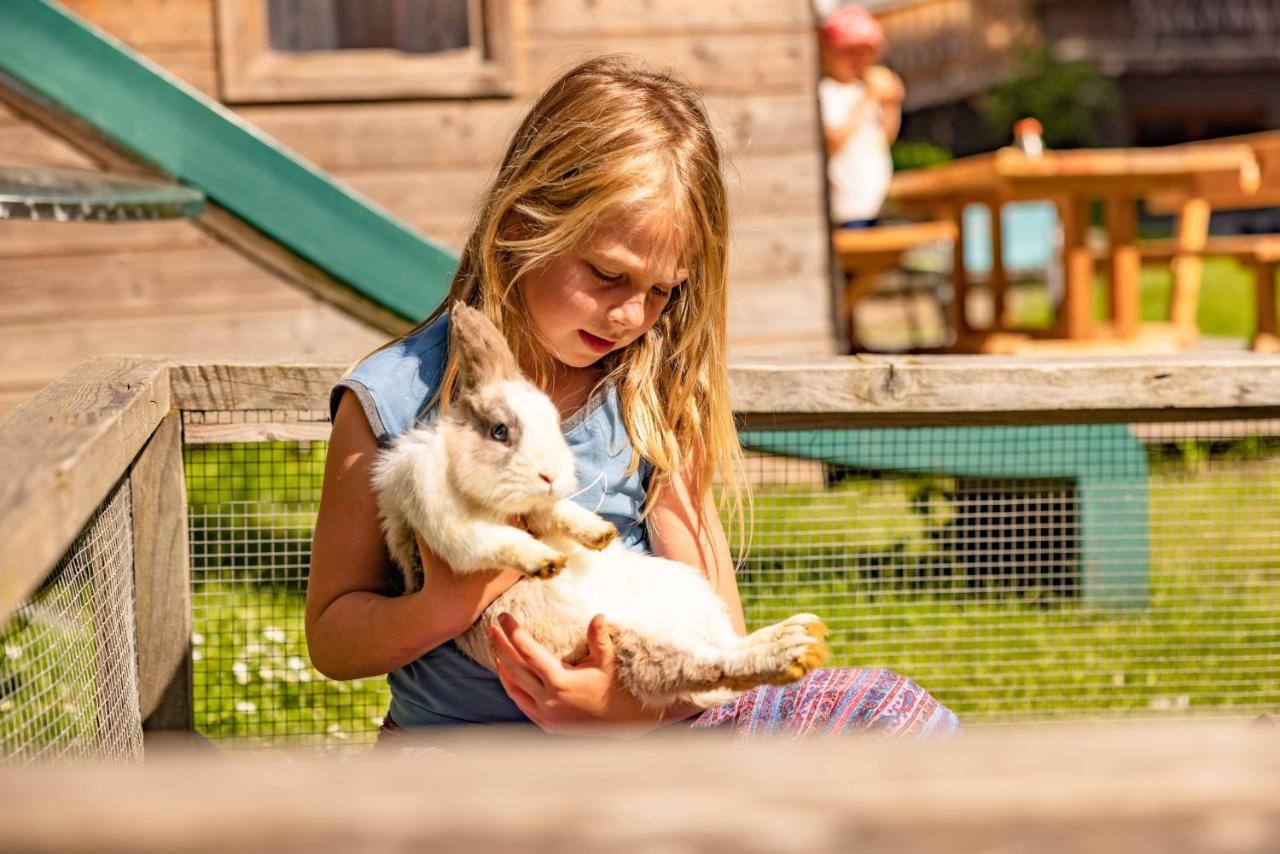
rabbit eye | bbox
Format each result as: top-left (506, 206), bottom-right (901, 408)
top-left (489, 423), bottom-right (509, 443)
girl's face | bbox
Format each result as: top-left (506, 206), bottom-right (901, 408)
top-left (520, 214), bottom-right (687, 372)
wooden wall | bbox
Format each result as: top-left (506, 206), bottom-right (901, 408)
top-left (0, 0), bottom-right (832, 414)
top-left (0, 100), bottom-right (386, 416)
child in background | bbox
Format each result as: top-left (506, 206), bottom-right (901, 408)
top-left (819, 4), bottom-right (905, 229)
top-left (306, 55), bottom-right (957, 742)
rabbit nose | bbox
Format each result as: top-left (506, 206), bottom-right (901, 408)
top-left (539, 472), bottom-right (555, 490)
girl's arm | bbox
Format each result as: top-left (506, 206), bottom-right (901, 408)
top-left (646, 451), bottom-right (746, 635)
top-left (305, 389), bottom-right (523, 680)
top-left (489, 447), bottom-right (742, 732)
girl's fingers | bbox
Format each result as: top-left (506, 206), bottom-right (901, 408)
top-left (584, 614), bottom-right (614, 666)
top-left (495, 657), bottom-right (540, 723)
top-left (489, 624), bottom-right (548, 701)
top-left (498, 613), bottom-right (566, 683)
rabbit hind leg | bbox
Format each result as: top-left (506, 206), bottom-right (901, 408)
top-left (607, 616), bottom-right (830, 709)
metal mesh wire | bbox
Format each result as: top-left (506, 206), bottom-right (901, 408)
top-left (181, 416), bottom-right (1280, 745)
top-left (735, 420), bottom-right (1280, 724)
top-left (184, 434), bottom-right (388, 749)
top-left (0, 482), bottom-right (143, 764)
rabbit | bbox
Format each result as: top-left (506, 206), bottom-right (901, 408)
top-left (371, 302), bottom-right (829, 711)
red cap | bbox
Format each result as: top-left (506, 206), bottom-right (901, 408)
top-left (821, 4), bottom-right (886, 52)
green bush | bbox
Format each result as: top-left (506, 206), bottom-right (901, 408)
top-left (891, 140), bottom-right (953, 172)
top-left (978, 47), bottom-right (1121, 150)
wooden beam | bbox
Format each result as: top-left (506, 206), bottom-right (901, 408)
top-left (167, 362), bottom-right (345, 413)
top-left (0, 724), bottom-right (1277, 852)
top-left (161, 357), bottom-right (1280, 424)
top-left (0, 357), bottom-right (169, 623)
top-left (129, 412), bottom-right (192, 728)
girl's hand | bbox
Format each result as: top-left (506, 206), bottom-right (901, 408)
top-left (489, 612), bottom-right (678, 737)
top-left (414, 532), bottom-right (524, 636)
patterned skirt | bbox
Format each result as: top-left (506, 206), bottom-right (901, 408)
top-left (691, 667), bottom-right (959, 740)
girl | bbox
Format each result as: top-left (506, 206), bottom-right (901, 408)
top-left (306, 55), bottom-right (958, 741)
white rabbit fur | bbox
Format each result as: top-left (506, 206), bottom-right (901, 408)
top-left (371, 303), bottom-right (828, 711)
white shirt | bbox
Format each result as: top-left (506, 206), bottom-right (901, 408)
top-left (818, 76), bottom-right (894, 223)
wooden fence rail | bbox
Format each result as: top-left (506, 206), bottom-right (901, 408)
top-left (1, 723), bottom-right (1277, 852)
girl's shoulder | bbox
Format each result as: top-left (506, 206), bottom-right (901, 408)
top-left (329, 313), bottom-right (451, 447)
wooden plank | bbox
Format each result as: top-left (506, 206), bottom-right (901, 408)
top-left (183, 421), bottom-right (332, 444)
top-left (0, 385), bottom-right (43, 418)
top-left (133, 47), bottom-right (219, 97)
top-left (731, 217), bottom-right (829, 285)
top-left (337, 151), bottom-right (826, 234)
top-left (236, 100), bottom-right (524, 172)
top-left (168, 362), bottom-right (346, 412)
top-left (57, 0), bottom-right (215, 51)
top-left (834, 221), bottom-right (957, 257)
top-left (0, 724), bottom-right (1279, 851)
top-left (160, 354), bottom-right (1280, 419)
top-left (129, 412), bottom-right (192, 727)
top-left (728, 274), bottom-right (835, 353)
top-left (522, 0), bottom-right (811, 35)
top-left (525, 32), bottom-right (817, 95)
top-left (0, 121), bottom-right (96, 168)
top-left (0, 309), bottom-right (384, 389)
top-left (727, 352), bottom-right (1280, 421)
top-left (891, 145), bottom-right (1260, 207)
top-left (236, 93), bottom-right (820, 172)
top-left (0, 219), bottom-right (215, 260)
top-left (0, 247), bottom-right (321, 325)
top-left (0, 358), bottom-right (169, 624)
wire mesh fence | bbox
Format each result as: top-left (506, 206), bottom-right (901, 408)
top-left (180, 415), bottom-right (1280, 746)
top-left (0, 482), bottom-right (142, 765)
top-left (186, 439), bottom-right (388, 750)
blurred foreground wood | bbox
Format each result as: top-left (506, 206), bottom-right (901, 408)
top-left (1, 722), bottom-right (1277, 853)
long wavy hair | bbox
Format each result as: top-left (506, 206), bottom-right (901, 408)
top-left (386, 55), bottom-right (744, 521)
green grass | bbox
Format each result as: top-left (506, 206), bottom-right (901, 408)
top-left (192, 583), bottom-right (388, 748)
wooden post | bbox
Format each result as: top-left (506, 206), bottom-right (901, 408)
top-left (987, 201), bottom-right (1009, 329)
top-left (130, 412), bottom-right (193, 732)
top-left (1255, 260), bottom-right (1280, 353)
top-left (1057, 197), bottom-right (1095, 340)
top-left (1171, 196), bottom-right (1210, 344)
top-left (1107, 197), bottom-right (1141, 338)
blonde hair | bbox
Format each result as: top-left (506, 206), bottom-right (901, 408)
top-left (395, 55), bottom-right (745, 519)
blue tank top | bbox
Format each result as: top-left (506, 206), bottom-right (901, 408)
top-left (329, 313), bottom-right (653, 727)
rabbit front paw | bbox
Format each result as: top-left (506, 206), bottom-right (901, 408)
top-left (570, 515), bottom-right (616, 551)
top-left (497, 541), bottom-right (568, 579)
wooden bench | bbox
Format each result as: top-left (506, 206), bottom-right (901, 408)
top-left (834, 220), bottom-right (957, 351)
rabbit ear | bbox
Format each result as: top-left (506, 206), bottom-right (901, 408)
top-left (450, 301), bottom-right (521, 390)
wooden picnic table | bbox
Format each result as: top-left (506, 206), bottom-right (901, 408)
top-left (887, 144), bottom-right (1260, 352)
